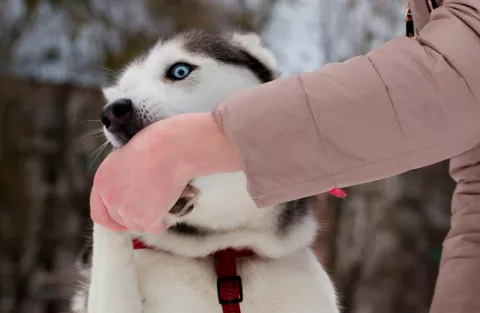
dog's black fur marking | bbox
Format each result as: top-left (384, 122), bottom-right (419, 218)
top-left (80, 244), bottom-right (93, 266)
top-left (278, 197), bottom-right (314, 235)
top-left (181, 30), bottom-right (274, 84)
top-left (167, 222), bottom-right (210, 236)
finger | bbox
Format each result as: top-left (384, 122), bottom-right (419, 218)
top-left (90, 190), bottom-right (127, 231)
top-left (102, 199), bottom-right (145, 232)
top-left (115, 209), bottom-right (146, 233)
top-left (106, 206), bottom-right (127, 227)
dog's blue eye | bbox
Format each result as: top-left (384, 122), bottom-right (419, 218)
top-left (167, 63), bottom-right (193, 80)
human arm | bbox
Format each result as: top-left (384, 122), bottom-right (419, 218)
top-left (91, 0), bottom-right (480, 232)
top-left (213, 0), bottom-right (480, 207)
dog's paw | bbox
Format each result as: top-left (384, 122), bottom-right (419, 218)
top-left (168, 184), bottom-right (199, 217)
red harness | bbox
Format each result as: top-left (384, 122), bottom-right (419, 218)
top-left (132, 239), bottom-right (253, 313)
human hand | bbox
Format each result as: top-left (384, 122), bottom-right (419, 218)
top-left (90, 113), bottom-right (241, 233)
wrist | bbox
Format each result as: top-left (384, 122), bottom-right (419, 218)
top-left (184, 112), bottom-right (242, 177)
top-left (147, 112), bottom-right (241, 180)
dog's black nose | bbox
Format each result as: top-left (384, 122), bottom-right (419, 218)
top-left (101, 98), bottom-right (133, 132)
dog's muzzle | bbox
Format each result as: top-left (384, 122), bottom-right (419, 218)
top-left (101, 98), bottom-right (140, 144)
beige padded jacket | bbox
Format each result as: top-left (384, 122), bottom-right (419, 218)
top-left (213, 0), bottom-right (480, 312)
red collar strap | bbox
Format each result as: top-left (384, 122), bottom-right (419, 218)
top-left (329, 188), bottom-right (347, 199)
top-left (214, 248), bottom-right (254, 313)
top-left (132, 240), bottom-right (253, 313)
top-left (132, 239), bottom-right (151, 250)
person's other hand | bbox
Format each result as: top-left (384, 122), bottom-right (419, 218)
top-left (89, 113), bottom-right (241, 233)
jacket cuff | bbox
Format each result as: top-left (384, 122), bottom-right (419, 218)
top-left (212, 75), bottom-right (334, 207)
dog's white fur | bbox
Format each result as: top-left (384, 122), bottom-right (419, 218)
top-left (72, 30), bottom-right (339, 313)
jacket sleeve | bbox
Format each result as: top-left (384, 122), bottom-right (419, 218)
top-left (213, 0), bottom-right (480, 208)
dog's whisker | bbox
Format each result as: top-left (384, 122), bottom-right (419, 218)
top-left (97, 65), bottom-right (119, 78)
top-left (77, 129), bottom-right (104, 141)
top-left (82, 129), bottom-right (103, 135)
top-left (91, 141), bottom-right (109, 158)
top-left (80, 120), bottom-right (101, 124)
top-left (89, 141), bottom-right (109, 167)
top-left (98, 65), bottom-right (116, 74)
top-left (89, 134), bottom-right (106, 140)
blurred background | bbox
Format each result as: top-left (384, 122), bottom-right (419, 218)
top-left (0, 0), bottom-right (454, 313)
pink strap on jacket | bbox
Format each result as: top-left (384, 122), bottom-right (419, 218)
top-left (328, 188), bottom-right (347, 199)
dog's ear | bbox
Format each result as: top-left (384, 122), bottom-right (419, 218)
top-left (231, 32), bottom-right (277, 75)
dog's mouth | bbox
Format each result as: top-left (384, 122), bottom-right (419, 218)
top-left (104, 120), bottom-right (147, 148)
top-left (102, 113), bottom-right (145, 148)
top-left (109, 129), bottom-right (136, 147)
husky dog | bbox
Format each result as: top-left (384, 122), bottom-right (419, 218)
top-left (72, 30), bottom-right (339, 313)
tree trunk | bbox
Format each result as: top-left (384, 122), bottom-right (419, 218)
top-left (0, 77), bottom-right (104, 313)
